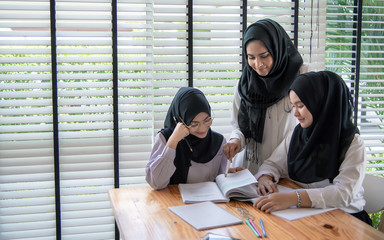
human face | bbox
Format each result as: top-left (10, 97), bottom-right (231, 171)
top-left (289, 90), bottom-right (313, 128)
top-left (246, 40), bottom-right (274, 76)
top-left (187, 112), bottom-right (213, 138)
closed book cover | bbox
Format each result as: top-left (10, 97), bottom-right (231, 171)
top-left (168, 202), bottom-right (243, 230)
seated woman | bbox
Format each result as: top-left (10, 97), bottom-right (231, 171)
top-left (146, 87), bottom-right (228, 190)
top-left (253, 71), bottom-right (372, 225)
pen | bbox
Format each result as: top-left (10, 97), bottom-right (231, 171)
top-left (245, 219), bottom-right (260, 238)
top-left (249, 218), bottom-right (262, 237)
top-left (259, 218), bottom-right (267, 237)
top-left (225, 159), bottom-right (231, 177)
top-left (183, 138), bottom-right (193, 152)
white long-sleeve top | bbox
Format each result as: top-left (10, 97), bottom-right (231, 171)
top-left (229, 85), bottom-right (298, 174)
top-left (146, 133), bottom-right (228, 190)
top-left (255, 132), bottom-right (366, 213)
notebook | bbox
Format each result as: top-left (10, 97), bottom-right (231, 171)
top-left (248, 185), bottom-right (337, 221)
top-left (168, 201), bottom-right (243, 230)
top-left (178, 169), bottom-right (258, 203)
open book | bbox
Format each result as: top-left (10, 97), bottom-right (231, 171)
top-left (178, 169), bottom-right (258, 203)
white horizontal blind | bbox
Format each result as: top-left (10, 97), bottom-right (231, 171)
top-left (54, 0), bottom-right (116, 239)
top-left (192, 0), bottom-right (242, 138)
top-left (152, 0), bottom-right (189, 133)
top-left (3, 0), bottom-right (376, 239)
top-left (326, 1), bottom-right (384, 175)
top-left (247, 0), bottom-right (327, 72)
top-left (358, 2), bottom-right (384, 174)
top-left (0, 0), bottom-right (56, 239)
top-left (297, 0), bottom-right (327, 71)
top-left (117, 0), bottom-right (158, 187)
top-left (117, 0), bottom-right (192, 187)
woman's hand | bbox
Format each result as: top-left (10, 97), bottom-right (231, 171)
top-left (223, 138), bottom-right (241, 160)
top-left (253, 192), bottom-right (297, 213)
top-left (257, 175), bottom-right (278, 196)
top-left (172, 122), bottom-right (190, 141)
top-left (166, 123), bottom-right (190, 149)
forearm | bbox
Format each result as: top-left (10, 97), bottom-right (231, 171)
top-left (166, 134), bottom-right (181, 149)
top-left (146, 148), bottom-right (176, 190)
top-left (296, 190), bottom-right (312, 208)
top-left (278, 190), bottom-right (311, 208)
top-left (146, 134), bottom-right (177, 190)
top-left (254, 190), bottom-right (312, 212)
top-left (305, 135), bottom-right (365, 209)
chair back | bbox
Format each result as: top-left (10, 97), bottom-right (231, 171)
top-left (362, 174), bottom-right (384, 214)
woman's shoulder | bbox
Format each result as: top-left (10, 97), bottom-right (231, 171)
top-left (299, 64), bottom-right (310, 74)
top-left (344, 134), bottom-right (365, 160)
top-left (351, 133), bottom-right (364, 147)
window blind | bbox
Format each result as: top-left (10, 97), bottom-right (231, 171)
top-left (192, 0), bottom-right (242, 137)
top-left (5, 0), bottom-right (378, 239)
top-left (117, 0), bottom-right (160, 187)
top-left (326, 0), bottom-right (384, 175)
top-left (55, 0), bottom-right (116, 239)
top-left (0, 0), bottom-right (57, 239)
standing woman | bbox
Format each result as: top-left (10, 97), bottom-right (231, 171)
top-left (146, 87), bottom-right (228, 190)
top-left (254, 71), bottom-right (372, 225)
top-left (224, 18), bottom-right (304, 174)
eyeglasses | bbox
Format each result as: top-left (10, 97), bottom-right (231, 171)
top-left (175, 112), bottom-right (215, 130)
top-left (188, 117), bottom-right (214, 129)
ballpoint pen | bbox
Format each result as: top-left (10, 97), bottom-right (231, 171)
top-left (173, 116), bottom-right (193, 152)
top-left (260, 218), bottom-right (267, 237)
top-left (225, 159), bottom-right (231, 177)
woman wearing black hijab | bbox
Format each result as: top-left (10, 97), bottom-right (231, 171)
top-left (253, 71), bottom-right (372, 225)
top-left (224, 18), bottom-right (304, 174)
top-left (146, 87), bottom-right (228, 190)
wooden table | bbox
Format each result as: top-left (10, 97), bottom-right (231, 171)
top-left (108, 179), bottom-right (384, 240)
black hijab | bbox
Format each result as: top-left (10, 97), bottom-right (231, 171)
top-left (160, 87), bottom-right (224, 184)
top-left (238, 18), bottom-right (303, 142)
top-left (288, 71), bottom-right (359, 183)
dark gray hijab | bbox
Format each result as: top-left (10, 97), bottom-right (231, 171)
top-left (238, 18), bottom-right (303, 142)
top-left (160, 87), bottom-right (223, 184)
top-left (288, 71), bottom-right (359, 183)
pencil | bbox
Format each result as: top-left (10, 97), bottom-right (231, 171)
top-left (184, 138), bottom-right (193, 152)
top-left (225, 159), bottom-right (231, 177)
top-left (245, 219), bottom-right (260, 238)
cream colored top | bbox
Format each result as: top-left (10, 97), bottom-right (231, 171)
top-left (229, 86), bottom-right (298, 174)
top-left (255, 133), bottom-right (366, 213)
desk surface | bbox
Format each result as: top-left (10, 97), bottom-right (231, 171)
top-left (108, 179), bottom-right (384, 240)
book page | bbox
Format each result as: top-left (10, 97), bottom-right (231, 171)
top-left (215, 169), bottom-right (258, 199)
top-left (178, 181), bottom-right (228, 203)
top-left (270, 185), bottom-right (336, 220)
top-left (247, 185), bottom-right (337, 221)
top-left (271, 207), bottom-right (337, 221)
